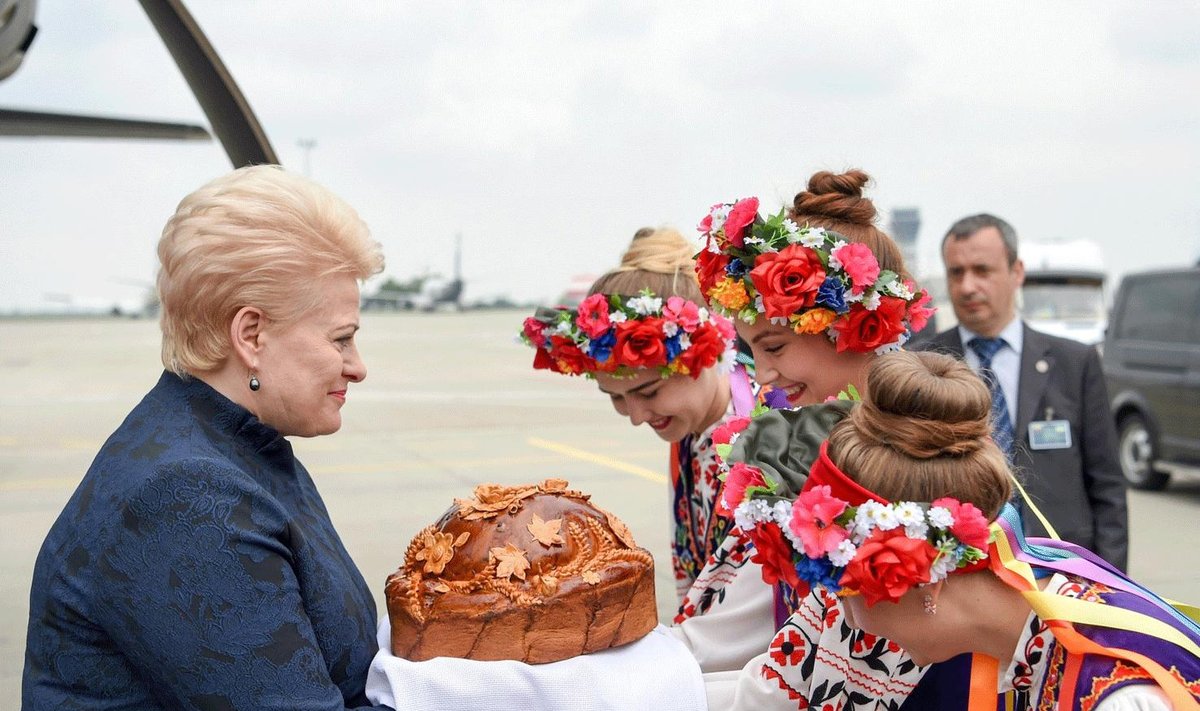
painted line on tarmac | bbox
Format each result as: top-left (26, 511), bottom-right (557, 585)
top-left (525, 437), bottom-right (666, 484)
top-left (0, 476), bottom-right (80, 491)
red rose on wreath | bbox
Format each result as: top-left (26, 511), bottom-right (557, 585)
top-left (723, 197), bottom-right (760, 248)
top-left (838, 528), bottom-right (938, 606)
top-left (695, 249), bottom-right (730, 297)
top-left (676, 322), bottom-right (725, 375)
top-left (548, 335), bottom-right (595, 375)
top-left (532, 347), bottom-right (557, 372)
top-left (749, 244), bottom-right (826, 320)
top-left (613, 317), bottom-right (668, 368)
top-left (832, 295), bottom-right (908, 353)
top-left (746, 522), bottom-right (802, 591)
top-left (522, 317), bottom-right (548, 348)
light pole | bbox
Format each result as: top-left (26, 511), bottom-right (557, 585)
top-left (297, 138), bottom-right (317, 176)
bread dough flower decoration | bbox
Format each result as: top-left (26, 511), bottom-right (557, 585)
top-left (696, 197), bottom-right (936, 355)
top-left (520, 290), bottom-right (737, 378)
top-left (415, 531), bottom-right (470, 575)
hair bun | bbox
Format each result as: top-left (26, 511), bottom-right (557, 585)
top-left (616, 227), bottom-right (695, 275)
top-left (850, 351), bottom-right (993, 459)
top-left (792, 169), bottom-right (876, 226)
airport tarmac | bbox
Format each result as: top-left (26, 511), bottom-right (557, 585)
top-left (2, 311), bottom-right (1198, 704)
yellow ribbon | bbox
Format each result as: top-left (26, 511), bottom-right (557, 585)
top-left (990, 522), bottom-right (1200, 709)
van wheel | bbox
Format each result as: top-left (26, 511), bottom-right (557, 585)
top-left (1117, 414), bottom-right (1169, 490)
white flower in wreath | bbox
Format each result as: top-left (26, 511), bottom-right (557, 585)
top-left (609, 311), bottom-right (628, 324)
top-left (871, 505), bottom-right (901, 531)
top-left (662, 321), bottom-right (679, 337)
top-left (678, 333), bottom-right (692, 350)
top-left (853, 501), bottom-right (885, 535)
top-left (734, 499), bottom-right (776, 530)
top-left (888, 280), bottom-right (914, 300)
top-left (929, 553), bottom-right (959, 583)
top-left (783, 219), bottom-right (801, 241)
top-left (627, 295), bottom-right (663, 316)
top-left (828, 539), bottom-right (858, 567)
top-left (799, 227), bottom-right (827, 248)
top-left (894, 502), bottom-right (924, 526)
top-left (927, 506), bottom-right (954, 530)
top-left (554, 321), bottom-right (574, 336)
top-left (697, 307), bottom-right (711, 323)
top-left (771, 499), bottom-right (792, 526)
top-left (862, 292), bottom-right (882, 311)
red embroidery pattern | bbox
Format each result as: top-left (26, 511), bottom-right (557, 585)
top-left (761, 664), bottom-right (807, 704)
top-left (771, 629), bottom-right (806, 666)
top-left (814, 646), bottom-right (920, 697)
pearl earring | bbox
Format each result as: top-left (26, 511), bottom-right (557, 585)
top-left (249, 374), bottom-right (261, 392)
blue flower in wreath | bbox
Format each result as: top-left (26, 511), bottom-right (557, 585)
top-left (816, 276), bottom-right (849, 314)
top-left (665, 333), bottom-right (684, 362)
top-left (795, 556), bottom-right (842, 593)
top-left (725, 258), bottom-right (748, 278)
top-left (587, 330), bottom-right (616, 363)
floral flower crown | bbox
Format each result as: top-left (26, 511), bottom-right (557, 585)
top-left (715, 423), bottom-right (992, 606)
top-left (696, 197), bottom-right (935, 354)
top-left (520, 291), bottom-right (737, 378)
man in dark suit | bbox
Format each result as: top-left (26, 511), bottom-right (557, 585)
top-left (919, 214), bottom-right (1129, 570)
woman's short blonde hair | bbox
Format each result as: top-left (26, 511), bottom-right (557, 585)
top-left (156, 165), bottom-right (384, 374)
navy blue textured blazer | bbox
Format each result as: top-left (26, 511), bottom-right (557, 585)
top-left (24, 371), bottom-right (390, 710)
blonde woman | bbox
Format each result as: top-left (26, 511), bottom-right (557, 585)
top-left (24, 166), bottom-right (391, 710)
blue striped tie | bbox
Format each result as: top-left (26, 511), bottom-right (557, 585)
top-left (968, 337), bottom-right (1015, 458)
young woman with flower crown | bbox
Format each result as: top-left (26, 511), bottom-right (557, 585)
top-left (721, 349), bottom-right (1200, 710)
top-left (678, 170), bottom-right (992, 709)
top-left (520, 227), bottom-right (776, 626)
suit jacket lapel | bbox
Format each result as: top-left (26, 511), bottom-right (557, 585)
top-left (1016, 323), bottom-right (1053, 441)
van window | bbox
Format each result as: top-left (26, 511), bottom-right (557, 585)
top-left (1115, 274), bottom-right (1200, 343)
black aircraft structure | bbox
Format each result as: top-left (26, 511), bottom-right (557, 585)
top-left (0, 0), bottom-right (274, 167)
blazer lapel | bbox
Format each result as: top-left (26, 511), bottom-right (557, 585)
top-left (1016, 324), bottom-right (1053, 440)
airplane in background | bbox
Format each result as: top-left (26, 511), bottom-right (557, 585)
top-left (1, 0), bottom-right (273, 166)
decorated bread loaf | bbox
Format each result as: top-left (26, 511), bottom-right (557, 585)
top-left (385, 478), bottom-right (658, 664)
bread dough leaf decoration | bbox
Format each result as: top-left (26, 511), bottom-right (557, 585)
top-left (527, 514), bottom-right (565, 548)
top-left (540, 478), bottom-right (569, 493)
top-left (491, 543), bottom-right (531, 581)
top-left (415, 531), bottom-right (470, 575)
top-left (582, 570), bottom-right (601, 585)
top-left (432, 582), bottom-right (451, 594)
top-left (602, 509), bottom-right (639, 549)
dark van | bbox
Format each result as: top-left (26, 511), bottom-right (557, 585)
top-left (1103, 267), bottom-right (1200, 489)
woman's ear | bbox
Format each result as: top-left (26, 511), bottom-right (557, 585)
top-left (229, 306), bottom-right (266, 369)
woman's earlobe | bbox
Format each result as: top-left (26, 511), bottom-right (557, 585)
top-left (229, 306), bottom-right (266, 367)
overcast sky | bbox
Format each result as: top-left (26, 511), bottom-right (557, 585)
top-left (2, 1), bottom-right (1199, 313)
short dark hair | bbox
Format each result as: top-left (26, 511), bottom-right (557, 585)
top-left (942, 214), bottom-right (1019, 266)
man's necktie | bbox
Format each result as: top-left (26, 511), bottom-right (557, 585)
top-left (968, 337), bottom-right (1015, 458)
